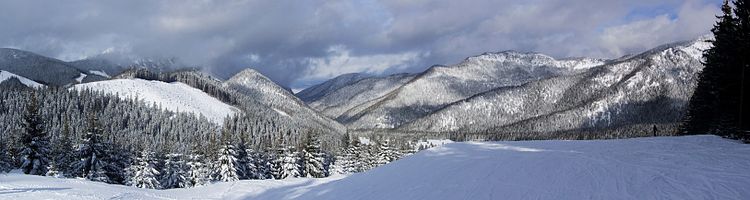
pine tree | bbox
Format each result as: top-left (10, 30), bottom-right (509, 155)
top-left (19, 93), bottom-right (50, 175)
top-left (185, 153), bottom-right (211, 187)
top-left (734, 0), bottom-right (750, 139)
top-left (279, 146), bottom-right (301, 179)
top-left (160, 153), bottom-right (187, 189)
top-left (214, 142), bottom-right (240, 182)
top-left (375, 139), bottom-right (402, 166)
top-left (683, 0), bottom-right (743, 137)
top-left (0, 141), bottom-right (13, 173)
top-left (72, 112), bottom-right (115, 183)
top-left (126, 150), bottom-right (162, 189)
top-left (302, 132), bottom-right (326, 178)
top-left (49, 119), bottom-right (74, 177)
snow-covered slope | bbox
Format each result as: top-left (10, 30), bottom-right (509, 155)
top-left (296, 73), bottom-right (371, 102)
top-left (399, 38), bottom-right (710, 134)
top-left (0, 70), bottom-right (44, 88)
top-left (224, 69), bottom-right (346, 133)
top-left (2, 135), bottom-right (749, 200)
top-left (73, 79), bottom-right (240, 124)
top-left (338, 52), bottom-right (605, 129)
top-left (305, 73), bottom-right (416, 119)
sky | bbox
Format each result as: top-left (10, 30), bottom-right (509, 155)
top-left (0, 0), bottom-right (722, 90)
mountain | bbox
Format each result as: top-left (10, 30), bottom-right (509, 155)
top-left (397, 37), bottom-right (709, 136)
top-left (74, 78), bottom-right (241, 124)
top-left (0, 70), bottom-right (44, 88)
top-left (301, 36), bottom-right (709, 137)
top-left (337, 51), bottom-right (605, 129)
top-left (224, 69), bottom-right (346, 133)
top-left (296, 73), bottom-right (371, 102)
top-left (302, 73), bottom-right (416, 119)
top-left (0, 48), bottom-right (108, 86)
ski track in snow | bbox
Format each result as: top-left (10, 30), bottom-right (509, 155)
top-left (1, 135), bottom-right (749, 200)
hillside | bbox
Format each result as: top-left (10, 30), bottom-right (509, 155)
top-left (2, 135), bottom-right (748, 199)
top-left (73, 78), bottom-right (240, 124)
top-left (398, 38), bottom-right (710, 136)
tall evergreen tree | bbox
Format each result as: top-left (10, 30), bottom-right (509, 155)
top-left (160, 153), bottom-right (187, 189)
top-left (48, 119), bottom-right (74, 177)
top-left (214, 129), bottom-right (240, 182)
top-left (185, 153), bottom-right (211, 187)
top-left (125, 150), bottom-right (162, 189)
top-left (734, 0), bottom-right (750, 138)
top-left (302, 132), bottom-right (327, 178)
top-left (19, 93), bottom-right (50, 175)
top-left (683, 0), bottom-right (749, 139)
top-left (278, 145), bottom-right (301, 179)
top-left (375, 139), bottom-right (402, 166)
top-left (0, 141), bottom-right (13, 173)
top-left (72, 112), bottom-right (115, 183)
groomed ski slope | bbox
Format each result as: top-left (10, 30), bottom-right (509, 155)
top-left (73, 79), bottom-right (239, 125)
top-left (1, 135), bottom-right (749, 200)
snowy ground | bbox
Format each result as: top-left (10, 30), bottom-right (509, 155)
top-left (0, 70), bottom-right (44, 88)
top-left (2, 135), bottom-right (749, 200)
top-left (73, 79), bottom-right (239, 125)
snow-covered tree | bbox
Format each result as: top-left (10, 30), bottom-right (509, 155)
top-left (302, 132), bottom-right (327, 178)
top-left (214, 142), bottom-right (240, 182)
top-left (0, 142), bottom-right (14, 173)
top-left (126, 150), bottom-right (161, 189)
top-left (185, 153), bottom-right (211, 187)
top-left (278, 146), bottom-right (301, 179)
top-left (72, 113), bottom-right (116, 183)
top-left (375, 139), bottom-right (402, 165)
top-left (243, 148), bottom-right (259, 179)
top-left (49, 119), bottom-right (74, 177)
top-left (255, 150), bottom-right (273, 180)
top-left (161, 153), bottom-right (187, 189)
top-left (19, 94), bottom-right (50, 175)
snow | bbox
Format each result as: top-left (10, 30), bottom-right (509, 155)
top-left (0, 70), bottom-right (44, 88)
top-left (88, 70), bottom-right (111, 78)
top-left (75, 73), bottom-right (87, 83)
top-left (2, 135), bottom-right (749, 200)
top-left (73, 79), bottom-right (239, 125)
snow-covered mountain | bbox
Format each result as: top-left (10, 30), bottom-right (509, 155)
top-left (296, 73), bottom-right (371, 102)
top-left (0, 70), bottom-right (44, 88)
top-left (74, 79), bottom-right (240, 124)
top-left (301, 36), bottom-right (709, 136)
top-left (224, 69), bottom-right (346, 133)
top-left (397, 37), bottom-right (709, 135)
top-left (301, 73), bottom-right (416, 119)
top-left (326, 51), bottom-right (606, 129)
top-left (0, 48), bottom-right (108, 86)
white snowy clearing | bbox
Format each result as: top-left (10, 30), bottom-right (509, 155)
top-left (1, 135), bottom-right (749, 200)
top-left (0, 70), bottom-right (44, 88)
top-left (73, 79), bottom-right (239, 125)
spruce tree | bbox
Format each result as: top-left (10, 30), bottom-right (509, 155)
top-left (19, 93), bottom-right (50, 175)
top-left (214, 129), bottom-right (241, 182)
top-left (734, 0), bottom-right (750, 138)
top-left (185, 153), bottom-right (211, 187)
top-left (302, 132), bottom-right (326, 178)
top-left (279, 145), bottom-right (301, 179)
top-left (72, 112), bottom-right (115, 183)
top-left (375, 139), bottom-right (402, 166)
top-left (49, 119), bottom-right (74, 177)
top-left (125, 150), bottom-right (162, 189)
top-left (160, 153), bottom-right (187, 189)
top-left (683, 0), bottom-right (747, 138)
top-left (0, 141), bottom-right (13, 173)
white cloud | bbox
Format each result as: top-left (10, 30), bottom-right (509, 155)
top-left (303, 45), bottom-right (426, 81)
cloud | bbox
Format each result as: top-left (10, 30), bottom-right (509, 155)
top-left (0, 0), bottom-right (721, 88)
top-left (303, 45), bottom-right (426, 81)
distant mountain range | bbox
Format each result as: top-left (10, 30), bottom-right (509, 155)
top-left (0, 36), bottom-right (711, 138)
top-left (299, 36), bottom-right (710, 136)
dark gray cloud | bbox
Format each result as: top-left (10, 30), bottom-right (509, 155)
top-left (0, 0), bottom-right (721, 89)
